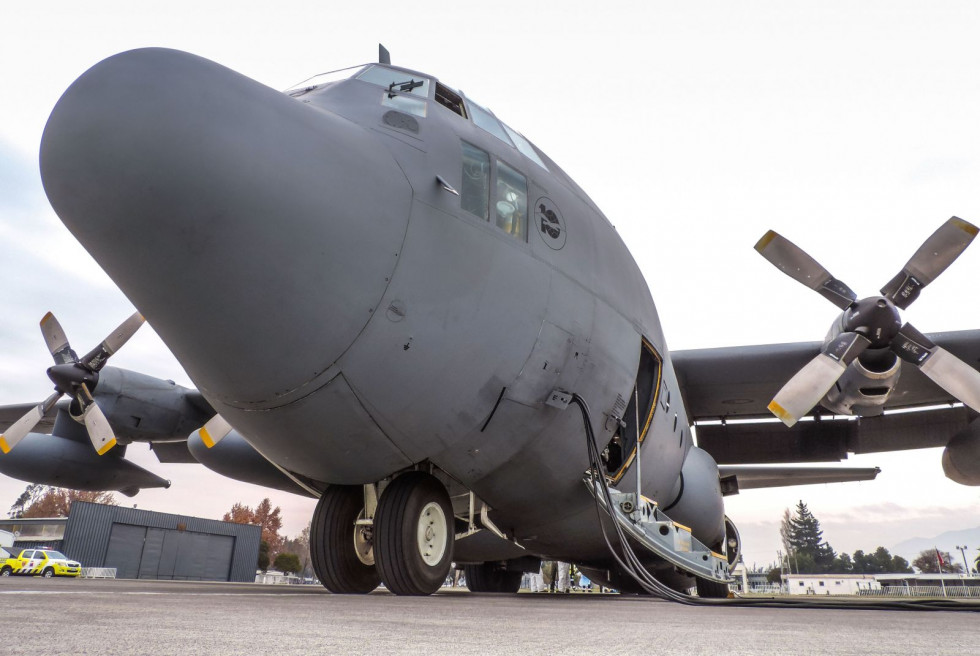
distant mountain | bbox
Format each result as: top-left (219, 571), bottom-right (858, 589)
top-left (891, 526), bottom-right (980, 571)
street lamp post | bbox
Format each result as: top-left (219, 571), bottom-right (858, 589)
top-left (955, 545), bottom-right (971, 575)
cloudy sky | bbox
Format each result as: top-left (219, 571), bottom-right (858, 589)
top-left (2, 1), bottom-right (979, 566)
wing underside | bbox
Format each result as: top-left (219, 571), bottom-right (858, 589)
top-left (673, 330), bottom-right (980, 468)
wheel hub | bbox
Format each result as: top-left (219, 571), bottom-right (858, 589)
top-left (416, 501), bottom-right (448, 567)
top-left (353, 508), bottom-right (375, 566)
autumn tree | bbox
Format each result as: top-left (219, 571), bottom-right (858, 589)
top-left (8, 484), bottom-right (45, 518)
top-left (912, 549), bottom-right (963, 574)
top-left (222, 498), bottom-right (284, 556)
top-left (9, 485), bottom-right (116, 518)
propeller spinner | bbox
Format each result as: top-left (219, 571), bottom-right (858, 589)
top-left (756, 217), bottom-right (980, 426)
top-left (0, 312), bottom-right (144, 455)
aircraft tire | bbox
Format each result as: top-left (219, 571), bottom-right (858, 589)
top-left (310, 485), bottom-right (381, 594)
top-left (695, 576), bottom-right (730, 599)
top-left (374, 472), bottom-right (453, 596)
top-left (464, 563), bottom-right (522, 593)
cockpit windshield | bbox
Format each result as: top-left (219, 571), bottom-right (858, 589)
top-left (356, 65), bottom-right (431, 97)
top-left (284, 65), bottom-right (368, 95)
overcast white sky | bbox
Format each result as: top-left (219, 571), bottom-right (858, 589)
top-left (1, 1), bottom-right (979, 567)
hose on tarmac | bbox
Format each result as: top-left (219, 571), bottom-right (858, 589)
top-left (570, 392), bottom-right (980, 612)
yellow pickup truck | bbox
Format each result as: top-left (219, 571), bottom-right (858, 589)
top-left (0, 548), bottom-right (81, 578)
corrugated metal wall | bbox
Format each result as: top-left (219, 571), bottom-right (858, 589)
top-left (62, 501), bottom-right (261, 582)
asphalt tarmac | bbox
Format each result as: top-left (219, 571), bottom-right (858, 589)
top-left (1, 578), bottom-right (976, 655)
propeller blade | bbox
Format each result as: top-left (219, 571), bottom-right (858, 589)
top-left (78, 384), bottom-right (117, 455)
top-left (768, 332), bottom-right (871, 427)
top-left (755, 231), bottom-right (857, 309)
top-left (880, 217), bottom-right (979, 309)
top-left (39, 312), bottom-right (77, 365)
top-left (80, 312), bottom-right (145, 371)
top-left (199, 413), bottom-right (233, 448)
top-left (0, 391), bottom-right (62, 454)
top-left (892, 323), bottom-right (980, 413)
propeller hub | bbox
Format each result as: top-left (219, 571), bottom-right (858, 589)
top-left (843, 296), bottom-right (901, 349)
top-left (46, 363), bottom-right (98, 394)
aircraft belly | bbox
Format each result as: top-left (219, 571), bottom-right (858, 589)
top-left (214, 373), bottom-right (412, 484)
top-left (40, 48), bottom-right (412, 409)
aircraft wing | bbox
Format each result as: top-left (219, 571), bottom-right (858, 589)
top-left (0, 402), bottom-right (61, 434)
top-left (673, 329), bottom-right (980, 465)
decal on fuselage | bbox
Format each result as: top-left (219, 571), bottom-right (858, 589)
top-left (534, 197), bottom-right (566, 250)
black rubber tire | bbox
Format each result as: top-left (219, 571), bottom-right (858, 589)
top-left (310, 485), bottom-right (381, 594)
top-left (464, 563), bottom-right (523, 593)
top-left (375, 472), bottom-right (453, 596)
top-left (1, 566), bottom-right (12, 577)
top-left (695, 576), bottom-right (730, 599)
top-left (42, 568), bottom-right (54, 578)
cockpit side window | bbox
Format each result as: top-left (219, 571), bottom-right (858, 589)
top-left (494, 161), bottom-right (527, 241)
top-left (469, 103), bottom-right (514, 146)
top-left (501, 124), bottom-right (548, 171)
top-left (461, 142), bottom-right (490, 221)
top-left (435, 83), bottom-right (466, 118)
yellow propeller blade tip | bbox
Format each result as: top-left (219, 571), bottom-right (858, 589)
top-left (200, 426), bottom-right (216, 449)
top-left (768, 400), bottom-right (797, 427)
top-left (96, 438), bottom-right (117, 456)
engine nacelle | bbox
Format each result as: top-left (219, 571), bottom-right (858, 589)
top-left (822, 349), bottom-right (902, 416)
top-left (0, 432), bottom-right (169, 496)
top-left (93, 367), bottom-right (212, 443)
top-left (942, 421), bottom-right (980, 486)
top-left (187, 428), bottom-right (315, 497)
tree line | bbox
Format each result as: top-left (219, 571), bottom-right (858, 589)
top-left (771, 500), bottom-right (967, 581)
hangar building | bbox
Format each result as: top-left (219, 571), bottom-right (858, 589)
top-left (0, 501), bottom-right (260, 582)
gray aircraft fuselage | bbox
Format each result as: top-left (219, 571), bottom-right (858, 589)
top-left (39, 49), bottom-right (726, 561)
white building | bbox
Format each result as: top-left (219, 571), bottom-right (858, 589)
top-left (785, 574), bottom-right (880, 595)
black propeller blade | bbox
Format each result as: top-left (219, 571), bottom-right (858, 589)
top-left (880, 217), bottom-right (978, 309)
top-left (0, 311), bottom-right (144, 455)
top-left (756, 217), bottom-right (980, 425)
top-left (755, 230), bottom-right (857, 309)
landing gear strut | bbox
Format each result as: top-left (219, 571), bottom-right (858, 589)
top-left (310, 485), bottom-right (380, 594)
top-left (374, 471), bottom-right (454, 596)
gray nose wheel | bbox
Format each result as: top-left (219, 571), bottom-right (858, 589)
top-left (310, 485), bottom-right (381, 594)
top-left (374, 471), bottom-right (454, 596)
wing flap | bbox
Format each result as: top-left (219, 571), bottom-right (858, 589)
top-left (697, 405), bottom-right (971, 464)
top-left (719, 464), bottom-right (881, 490)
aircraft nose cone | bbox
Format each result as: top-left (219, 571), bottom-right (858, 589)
top-left (40, 48), bottom-right (412, 407)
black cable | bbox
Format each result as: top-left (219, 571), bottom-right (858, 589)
top-left (569, 393), bottom-right (980, 612)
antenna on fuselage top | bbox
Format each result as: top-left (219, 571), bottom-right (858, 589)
top-left (379, 44), bottom-right (391, 65)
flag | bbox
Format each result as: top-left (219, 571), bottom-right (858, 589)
top-left (936, 548), bottom-right (945, 568)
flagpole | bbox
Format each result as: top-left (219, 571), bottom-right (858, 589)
top-left (936, 548), bottom-right (948, 597)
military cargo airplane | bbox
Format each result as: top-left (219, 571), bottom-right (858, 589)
top-left (3, 46), bottom-right (980, 597)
